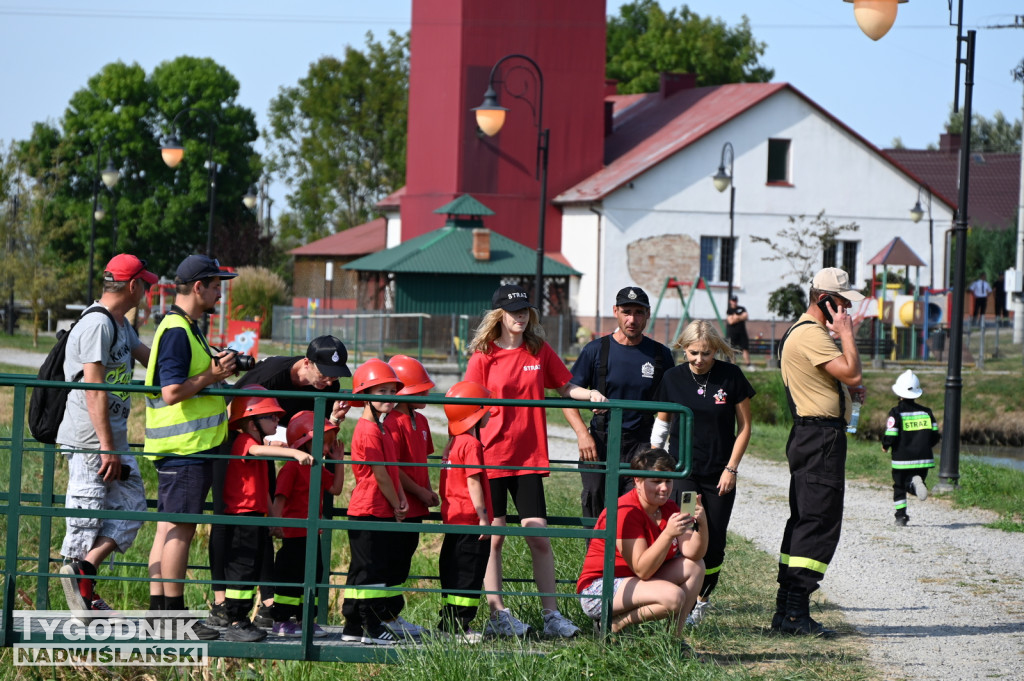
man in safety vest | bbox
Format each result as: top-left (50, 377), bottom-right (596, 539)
top-left (145, 254), bottom-right (238, 636)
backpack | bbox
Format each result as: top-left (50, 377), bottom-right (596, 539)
top-left (28, 307), bottom-right (118, 444)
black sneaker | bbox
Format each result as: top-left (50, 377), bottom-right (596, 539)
top-left (59, 561), bottom-right (91, 615)
top-left (361, 623), bottom-right (400, 645)
top-left (225, 620), bottom-right (267, 642)
top-left (205, 602), bottom-right (230, 628)
top-left (191, 621), bottom-right (222, 641)
top-left (895, 514), bottom-right (909, 527)
top-left (780, 614), bottom-right (837, 639)
top-left (253, 604), bottom-right (274, 628)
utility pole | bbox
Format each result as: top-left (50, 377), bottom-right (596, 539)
top-left (1012, 59), bottom-right (1024, 344)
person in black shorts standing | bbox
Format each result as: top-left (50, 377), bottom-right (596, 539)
top-left (726, 295), bottom-right (752, 369)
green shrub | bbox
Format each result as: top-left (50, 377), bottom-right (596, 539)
top-left (231, 266), bottom-right (289, 337)
top-left (747, 370), bottom-right (791, 428)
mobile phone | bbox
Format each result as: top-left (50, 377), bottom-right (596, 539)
top-left (678, 491), bottom-right (697, 517)
top-left (817, 295), bottom-right (838, 324)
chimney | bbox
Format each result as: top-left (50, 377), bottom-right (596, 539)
top-left (660, 72), bottom-right (697, 99)
top-left (472, 228), bottom-right (491, 261)
top-left (939, 133), bottom-right (961, 154)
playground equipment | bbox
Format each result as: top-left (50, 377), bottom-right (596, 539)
top-left (651, 276), bottom-right (725, 344)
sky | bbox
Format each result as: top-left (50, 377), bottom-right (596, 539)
top-left (1, 0), bottom-right (1021, 219)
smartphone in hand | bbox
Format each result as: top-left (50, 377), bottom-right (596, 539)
top-left (817, 295), bottom-right (838, 323)
top-left (679, 491), bottom-right (697, 517)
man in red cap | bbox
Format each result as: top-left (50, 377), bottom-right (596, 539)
top-left (58, 254), bottom-right (157, 617)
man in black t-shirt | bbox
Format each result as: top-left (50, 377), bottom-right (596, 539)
top-left (726, 296), bottom-right (751, 368)
top-left (563, 287), bottom-right (674, 518)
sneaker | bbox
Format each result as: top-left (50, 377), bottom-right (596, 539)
top-left (361, 623), bottom-right (400, 645)
top-left (272, 621), bottom-right (302, 638)
top-left (780, 614), bottom-right (837, 639)
top-left (447, 628), bottom-right (483, 644)
top-left (911, 475), bottom-right (928, 501)
top-left (253, 604), bottom-right (274, 628)
top-left (384, 615), bottom-right (425, 639)
top-left (191, 621), bottom-right (222, 641)
top-left (311, 623), bottom-right (329, 639)
top-left (205, 602), bottom-right (230, 628)
top-left (686, 599), bottom-right (711, 626)
top-left (59, 561), bottom-right (90, 614)
top-left (225, 620), bottom-right (267, 642)
top-left (895, 514), bottom-right (909, 527)
top-left (341, 624), bottom-right (363, 642)
top-left (541, 609), bottom-right (580, 638)
top-left (483, 609), bottom-right (532, 638)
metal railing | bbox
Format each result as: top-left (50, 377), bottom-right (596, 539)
top-left (0, 376), bottom-right (692, 663)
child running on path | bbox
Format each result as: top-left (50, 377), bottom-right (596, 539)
top-left (881, 370), bottom-right (939, 526)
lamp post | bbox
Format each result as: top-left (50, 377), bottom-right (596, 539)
top-left (712, 142), bottom-right (736, 303)
top-left (87, 151), bottom-right (121, 302)
top-left (909, 186), bottom-right (934, 290)
top-left (161, 108), bottom-right (219, 256)
top-left (844, 0), bottom-right (908, 41)
top-left (473, 54), bottom-right (549, 316)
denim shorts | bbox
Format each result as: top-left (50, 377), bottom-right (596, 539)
top-left (579, 577), bottom-right (626, 619)
top-left (156, 459), bottom-right (213, 515)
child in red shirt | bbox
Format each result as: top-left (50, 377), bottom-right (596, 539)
top-left (269, 410), bottom-right (345, 638)
top-left (340, 359), bottom-right (409, 646)
top-left (379, 355), bottom-right (439, 640)
top-left (437, 381), bottom-right (494, 641)
top-left (210, 388), bottom-right (314, 643)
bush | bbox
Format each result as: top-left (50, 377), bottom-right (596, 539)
top-left (230, 266), bottom-right (289, 337)
top-left (746, 371), bottom-right (792, 428)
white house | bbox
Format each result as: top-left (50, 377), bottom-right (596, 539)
top-left (555, 80), bottom-right (956, 334)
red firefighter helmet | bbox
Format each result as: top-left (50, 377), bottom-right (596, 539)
top-left (349, 358), bottom-right (403, 407)
top-left (228, 385), bottom-right (284, 428)
top-left (286, 409), bottom-right (339, 450)
top-left (444, 381), bottom-right (492, 435)
top-left (388, 355), bottom-right (435, 395)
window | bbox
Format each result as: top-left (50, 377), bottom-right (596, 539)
top-left (823, 240), bottom-right (858, 283)
top-left (767, 138), bottom-right (791, 184)
top-left (700, 236), bottom-right (735, 284)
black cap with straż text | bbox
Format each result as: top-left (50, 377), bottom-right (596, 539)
top-left (615, 287), bottom-right (650, 308)
top-left (306, 335), bottom-right (351, 378)
top-left (492, 284), bottom-right (533, 312)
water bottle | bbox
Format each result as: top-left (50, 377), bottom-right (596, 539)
top-left (846, 402), bottom-right (860, 434)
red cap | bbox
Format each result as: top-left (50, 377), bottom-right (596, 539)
top-left (104, 254), bottom-right (158, 285)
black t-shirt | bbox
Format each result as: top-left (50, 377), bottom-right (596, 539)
top-left (653, 360), bottom-right (755, 477)
top-left (726, 305), bottom-right (748, 340)
top-left (234, 355), bottom-right (340, 423)
top-left (570, 335), bottom-right (674, 433)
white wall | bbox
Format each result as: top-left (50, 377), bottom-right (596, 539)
top-left (561, 89), bottom-right (955, 323)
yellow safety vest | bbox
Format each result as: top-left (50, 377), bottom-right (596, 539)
top-left (144, 312), bottom-right (226, 458)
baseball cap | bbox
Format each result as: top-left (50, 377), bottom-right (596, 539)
top-left (103, 254), bottom-right (158, 285)
top-left (306, 335), bottom-right (351, 378)
top-left (614, 286), bottom-right (651, 308)
top-left (174, 255), bottom-right (239, 284)
top-left (491, 284), bottom-right (533, 312)
top-left (811, 267), bottom-right (865, 302)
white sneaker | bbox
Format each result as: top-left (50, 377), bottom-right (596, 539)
top-left (482, 609), bottom-right (532, 638)
top-left (911, 475), bottom-right (928, 501)
top-left (686, 599), bottom-right (711, 626)
top-left (542, 609), bottom-right (580, 638)
top-left (384, 615), bottom-right (425, 639)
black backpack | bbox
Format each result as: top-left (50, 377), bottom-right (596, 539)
top-left (28, 307), bottom-right (118, 444)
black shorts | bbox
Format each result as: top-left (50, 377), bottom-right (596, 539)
top-left (155, 459), bottom-right (212, 515)
top-left (489, 474), bottom-right (546, 520)
top-left (728, 330), bottom-right (750, 351)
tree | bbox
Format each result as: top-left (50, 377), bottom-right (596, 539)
top-left (606, 1), bottom-right (773, 94)
top-left (267, 31), bottom-right (409, 244)
top-left (944, 106), bottom-right (1022, 154)
top-left (16, 57), bottom-right (267, 297)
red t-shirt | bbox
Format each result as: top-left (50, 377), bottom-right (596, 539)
top-left (224, 433), bottom-right (270, 514)
top-left (383, 410), bottom-right (435, 519)
top-left (348, 417), bottom-right (402, 518)
top-left (440, 433), bottom-right (493, 526)
top-left (576, 489), bottom-right (681, 593)
top-left (464, 341), bottom-right (572, 478)
top-left (275, 459), bottom-right (335, 538)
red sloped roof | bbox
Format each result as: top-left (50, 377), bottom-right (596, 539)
top-left (867, 236), bottom-right (927, 267)
top-left (882, 148), bottom-right (1020, 229)
top-left (375, 186), bottom-right (406, 209)
top-left (289, 217), bottom-right (388, 257)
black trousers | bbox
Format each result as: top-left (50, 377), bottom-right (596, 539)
top-left (342, 518), bottom-right (419, 630)
top-left (438, 532), bottom-right (490, 632)
top-left (675, 473), bottom-right (736, 600)
top-left (777, 423), bottom-right (846, 597)
top-left (892, 467), bottom-right (929, 513)
top-left (211, 459), bottom-right (276, 604)
top-left (272, 535), bottom-right (324, 622)
top-left (209, 512), bottom-right (266, 620)
top-left (580, 426), bottom-right (649, 519)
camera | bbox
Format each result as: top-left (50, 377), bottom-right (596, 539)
top-left (218, 348), bottom-right (256, 371)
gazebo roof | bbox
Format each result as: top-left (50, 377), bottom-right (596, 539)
top-left (867, 236), bottom-right (927, 267)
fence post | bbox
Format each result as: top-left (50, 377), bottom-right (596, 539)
top-left (2, 385), bottom-right (28, 647)
top-left (36, 443), bottom-right (57, 610)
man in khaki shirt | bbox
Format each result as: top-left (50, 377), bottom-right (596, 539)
top-left (772, 268), bottom-right (865, 639)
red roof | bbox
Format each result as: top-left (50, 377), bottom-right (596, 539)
top-left (867, 236), bottom-right (927, 267)
top-left (882, 148), bottom-right (1020, 229)
top-left (289, 217), bottom-right (388, 257)
top-left (375, 186), bottom-right (406, 210)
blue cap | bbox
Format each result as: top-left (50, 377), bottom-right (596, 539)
top-left (174, 255), bottom-right (238, 284)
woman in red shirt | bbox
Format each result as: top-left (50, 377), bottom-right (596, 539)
top-left (577, 449), bottom-right (707, 647)
top-left (464, 284), bottom-right (606, 639)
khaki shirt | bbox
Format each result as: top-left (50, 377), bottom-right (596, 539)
top-left (781, 314), bottom-right (849, 419)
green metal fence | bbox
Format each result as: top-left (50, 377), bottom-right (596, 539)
top-left (0, 376), bottom-right (692, 663)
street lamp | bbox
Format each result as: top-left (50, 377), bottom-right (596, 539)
top-left (87, 150), bottom-right (120, 302)
top-left (473, 54), bottom-right (549, 316)
top-left (909, 186), bottom-right (934, 290)
top-left (712, 142), bottom-right (736, 303)
top-left (844, 0), bottom-right (908, 41)
top-left (847, 0), bottom-right (974, 489)
top-left (160, 108), bottom-right (219, 257)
